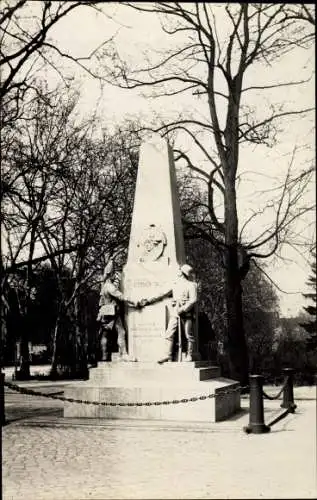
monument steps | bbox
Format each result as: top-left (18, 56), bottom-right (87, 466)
top-left (64, 364), bottom-right (240, 422)
top-left (88, 362), bottom-right (221, 385)
top-left (64, 377), bottom-right (240, 423)
top-left (101, 357), bottom-right (215, 368)
top-left (199, 366), bottom-right (221, 380)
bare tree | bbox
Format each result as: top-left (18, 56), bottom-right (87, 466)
top-left (1, 85), bottom-right (84, 377)
top-left (0, 1), bottom-right (138, 377)
top-left (104, 3), bottom-right (315, 384)
top-left (1, 83), bottom-right (139, 377)
top-left (41, 129), bottom-right (138, 377)
top-left (0, 0), bottom-right (115, 128)
top-left (0, 0), bottom-right (119, 278)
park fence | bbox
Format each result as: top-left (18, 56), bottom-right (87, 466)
top-left (1, 368), bottom-right (297, 433)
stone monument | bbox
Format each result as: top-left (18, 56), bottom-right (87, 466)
top-left (122, 134), bottom-right (198, 362)
top-left (64, 134), bottom-right (240, 422)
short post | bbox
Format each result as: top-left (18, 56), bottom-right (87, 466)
top-left (1, 372), bottom-right (5, 426)
top-left (244, 375), bottom-right (270, 434)
top-left (281, 368), bottom-right (297, 412)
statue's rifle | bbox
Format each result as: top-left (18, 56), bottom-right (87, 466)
top-left (177, 311), bottom-right (182, 362)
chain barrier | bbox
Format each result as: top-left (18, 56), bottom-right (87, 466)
top-left (262, 379), bottom-right (287, 401)
top-left (4, 380), bottom-right (247, 407)
top-left (244, 371), bottom-right (297, 434)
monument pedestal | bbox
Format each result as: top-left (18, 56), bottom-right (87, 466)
top-left (64, 361), bottom-right (240, 422)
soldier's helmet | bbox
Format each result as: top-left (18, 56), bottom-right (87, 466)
top-left (180, 264), bottom-right (193, 277)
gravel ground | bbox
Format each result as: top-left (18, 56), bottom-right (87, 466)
top-left (2, 393), bottom-right (316, 500)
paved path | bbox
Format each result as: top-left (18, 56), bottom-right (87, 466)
top-left (2, 387), bottom-right (316, 500)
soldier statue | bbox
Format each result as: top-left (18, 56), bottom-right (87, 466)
top-left (97, 260), bottom-right (134, 362)
top-left (135, 264), bottom-right (198, 363)
top-left (158, 264), bottom-right (197, 363)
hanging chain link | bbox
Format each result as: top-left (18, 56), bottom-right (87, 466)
top-left (262, 379), bottom-right (288, 400)
top-left (4, 381), bottom-right (247, 407)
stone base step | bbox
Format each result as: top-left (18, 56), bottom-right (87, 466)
top-left (89, 361), bottom-right (221, 385)
top-left (64, 377), bottom-right (240, 423)
top-left (105, 358), bottom-right (214, 367)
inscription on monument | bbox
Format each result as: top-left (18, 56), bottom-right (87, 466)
top-left (128, 305), bottom-right (166, 337)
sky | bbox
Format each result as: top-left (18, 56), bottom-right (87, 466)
top-left (6, 2), bottom-right (316, 317)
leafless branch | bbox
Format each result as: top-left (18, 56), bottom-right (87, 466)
top-left (253, 260), bottom-right (301, 295)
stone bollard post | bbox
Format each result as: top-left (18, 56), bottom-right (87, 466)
top-left (1, 372), bottom-right (5, 426)
top-left (281, 368), bottom-right (297, 412)
top-left (244, 375), bottom-right (270, 434)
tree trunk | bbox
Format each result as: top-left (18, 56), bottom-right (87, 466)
top-left (50, 315), bottom-right (61, 377)
top-left (15, 225), bottom-right (38, 380)
top-left (50, 299), bottom-right (88, 379)
top-left (74, 294), bottom-right (88, 378)
top-left (14, 296), bottom-right (30, 380)
top-left (224, 246), bottom-right (249, 386)
top-left (50, 311), bottom-right (74, 378)
top-left (15, 331), bottom-right (31, 380)
top-left (224, 182), bottom-right (249, 386)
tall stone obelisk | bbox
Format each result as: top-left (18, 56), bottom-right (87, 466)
top-left (123, 134), bottom-right (186, 361)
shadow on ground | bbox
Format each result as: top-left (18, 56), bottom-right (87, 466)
top-left (219, 407), bottom-right (249, 421)
top-left (4, 408), bottom-right (63, 426)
